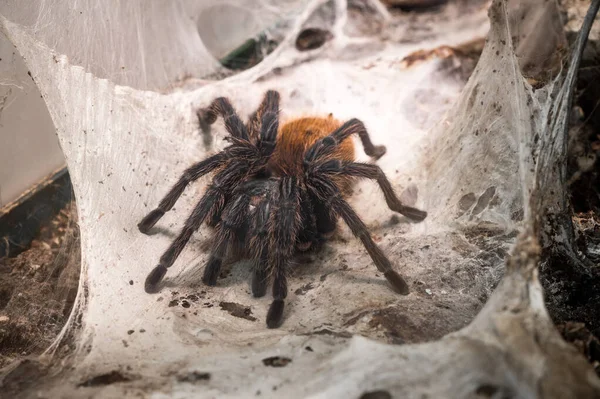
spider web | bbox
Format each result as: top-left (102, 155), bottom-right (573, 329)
top-left (1, 0), bottom-right (599, 397)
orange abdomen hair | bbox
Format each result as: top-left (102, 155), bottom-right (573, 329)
top-left (268, 115), bottom-right (355, 177)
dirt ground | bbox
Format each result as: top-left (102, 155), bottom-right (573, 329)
top-left (0, 202), bottom-right (80, 368)
top-left (537, 27), bottom-right (600, 376)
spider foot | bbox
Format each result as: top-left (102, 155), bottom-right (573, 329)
top-left (399, 206), bottom-right (427, 222)
top-left (371, 145), bottom-right (387, 160)
top-left (266, 299), bottom-right (285, 329)
top-left (197, 109), bottom-right (213, 134)
top-left (145, 264), bottom-right (168, 293)
top-left (138, 209), bottom-right (165, 234)
top-left (252, 272), bottom-right (268, 298)
top-left (202, 258), bottom-right (221, 286)
top-left (384, 270), bottom-right (409, 295)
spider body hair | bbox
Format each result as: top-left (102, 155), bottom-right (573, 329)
top-left (270, 115), bottom-right (353, 173)
top-left (138, 90), bottom-right (427, 328)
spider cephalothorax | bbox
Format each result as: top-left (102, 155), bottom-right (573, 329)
top-left (138, 90), bottom-right (427, 328)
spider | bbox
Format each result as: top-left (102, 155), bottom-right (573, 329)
top-left (138, 90), bottom-right (427, 328)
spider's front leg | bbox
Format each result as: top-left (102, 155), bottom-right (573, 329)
top-left (138, 153), bottom-right (227, 234)
top-left (265, 177), bottom-right (301, 328)
top-left (202, 180), bottom-right (270, 286)
top-left (144, 160), bottom-right (250, 293)
top-left (248, 194), bottom-right (272, 298)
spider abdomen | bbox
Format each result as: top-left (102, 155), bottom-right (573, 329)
top-left (268, 115), bottom-right (356, 177)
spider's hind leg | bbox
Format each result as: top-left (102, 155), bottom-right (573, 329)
top-left (197, 97), bottom-right (249, 140)
top-left (334, 162), bottom-right (427, 222)
top-left (246, 90), bottom-right (280, 144)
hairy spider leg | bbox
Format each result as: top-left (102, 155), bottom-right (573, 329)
top-left (140, 94), bottom-right (251, 234)
top-left (206, 90), bottom-right (280, 228)
top-left (246, 90), bottom-right (280, 144)
top-left (202, 180), bottom-right (271, 286)
top-left (138, 152), bottom-right (227, 234)
top-left (303, 118), bottom-right (387, 163)
top-left (249, 194), bottom-right (272, 298)
top-left (197, 97), bottom-right (249, 140)
top-left (302, 117), bottom-right (429, 295)
top-left (144, 159), bottom-right (251, 292)
top-left (337, 163), bottom-right (427, 221)
top-left (266, 177), bottom-right (301, 328)
top-left (202, 194), bottom-right (250, 286)
top-left (303, 119), bottom-right (427, 220)
top-left (309, 172), bottom-right (410, 295)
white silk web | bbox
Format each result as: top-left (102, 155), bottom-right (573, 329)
top-left (1, 0), bottom-right (599, 397)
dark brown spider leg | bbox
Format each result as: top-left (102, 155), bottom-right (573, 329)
top-left (266, 177), bottom-right (300, 328)
top-left (251, 249), bottom-right (269, 298)
top-left (311, 177), bottom-right (409, 295)
top-left (334, 162), bottom-right (427, 222)
top-left (250, 196), bottom-right (271, 298)
top-left (246, 109), bottom-right (260, 141)
top-left (304, 118), bottom-right (386, 162)
top-left (256, 91), bottom-right (280, 160)
top-left (197, 97), bottom-right (249, 141)
top-left (202, 184), bottom-right (261, 285)
top-left (247, 90), bottom-right (280, 144)
top-left (145, 161), bottom-right (250, 293)
top-left (144, 187), bottom-right (226, 293)
top-left (138, 152), bottom-right (227, 234)
top-left (267, 264), bottom-right (288, 329)
top-left (331, 118), bottom-right (386, 159)
top-left (202, 225), bottom-right (231, 286)
top-left (312, 196), bottom-right (337, 241)
top-left (297, 190), bottom-right (318, 251)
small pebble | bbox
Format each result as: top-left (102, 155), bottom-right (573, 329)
top-left (425, 289), bottom-right (432, 295)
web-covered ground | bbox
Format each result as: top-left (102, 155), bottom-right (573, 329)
top-left (1, 0), bottom-right (599, 398)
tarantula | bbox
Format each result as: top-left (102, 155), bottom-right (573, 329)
top-left (138, 90), bottom-right (427, 328)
